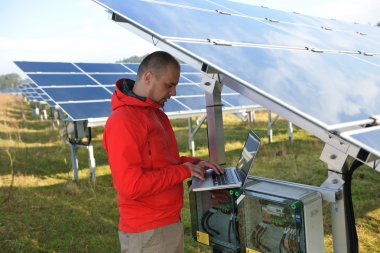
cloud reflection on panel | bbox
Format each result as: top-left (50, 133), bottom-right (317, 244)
top-left (106, 0), bottom-right (379, 54)
top-left (174, 42), bottom-right (380, 129)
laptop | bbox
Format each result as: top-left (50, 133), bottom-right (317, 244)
top-left (190, 130), bottom-right (261, 192)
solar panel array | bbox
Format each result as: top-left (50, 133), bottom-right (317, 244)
top-left (94, 0), bottom-right (380, 157)
top-left (17, 83), bottom-right (53, 105)
top-left (15, 61), bottom-right (262, 122)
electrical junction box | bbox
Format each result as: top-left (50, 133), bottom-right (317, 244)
top-left (64, 120), bottom-right (88, 140)
top-left (188, 186), bottom-right (241, 252)
top-left (238, 179), bottom-right (325, 253)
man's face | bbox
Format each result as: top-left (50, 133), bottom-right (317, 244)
top-left (148, 64), bottom-right (179, 105)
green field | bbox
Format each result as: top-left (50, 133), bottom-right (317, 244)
top-left (1, 93), bottom-right (379, 253)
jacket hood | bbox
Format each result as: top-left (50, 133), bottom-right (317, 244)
top-left (111, 78), bottom-right (162, 111)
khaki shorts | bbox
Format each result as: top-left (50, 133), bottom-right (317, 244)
top-left (118, 222), bottom-right (184, 253)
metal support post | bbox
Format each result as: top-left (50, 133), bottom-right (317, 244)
top-left (288, 121), bottom-right (293, 143)
top-left (49, 107), bottom-right (55, 129)
top-left (69, 143), bottom-right (79, 183)
top-left (188, 118), bottom-right (195, 156)
top-left (39, 110), bottom-right (44, 121)
top-left (320, 144), bottom-right (354, 253)
top-left (32, 106), bottom-right (40, 118)
top-left (202, 75), bottom-right (225, 164)
top-left (267, 110), bottom-right (280, 143)
top-left (43, 109), bottom-right (48, 120)
top-left (188, 115), bottom-right (207, 156)
top-left (54, 109), bottom-right (61, 127)
top-left (248, 110), bottom-right (255, 125)
top-left (87, 144), bottom-right (96, 182)
top-left (328, 168), bottom-right (350, 253)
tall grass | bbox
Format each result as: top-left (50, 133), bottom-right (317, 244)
top-left (0, 94), bottom-right (379, 253)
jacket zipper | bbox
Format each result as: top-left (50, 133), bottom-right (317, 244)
top-left (147, 141), bottom-right (152, 169)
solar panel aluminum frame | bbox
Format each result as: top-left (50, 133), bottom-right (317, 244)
top-left (165, 104), bottom-right (262, 120)
top-left (98, 9), bottom-right (367, 160)
top-left (340, 125), bottom-right (380, 162)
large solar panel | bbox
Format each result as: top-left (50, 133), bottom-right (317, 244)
top-left (173, 42), bottom-right (380, 128)
top-left (15, 61), bottom-right (262, 122)
top-left (93, 0), bottom-right (380, 158)
top-left (96, 0), bottom-right (379, 54)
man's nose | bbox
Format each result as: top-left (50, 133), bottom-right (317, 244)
top-left (170, 87), bottom-right (176, 96)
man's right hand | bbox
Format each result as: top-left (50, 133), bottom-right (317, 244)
top-left (184, 162), bottom-right (206, 180)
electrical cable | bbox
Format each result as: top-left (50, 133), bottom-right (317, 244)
top-left (258, 226), bottom-right (270, 252)
top-left (201, 210), bottom-right (213, 236)
top-left (68, 127), bottom-right (92, 146)
top-left (344, 158), bottom-right (363, 253)
top-left (227, 218), bottom-right (232, 243)
top-left (203, 209), bottom-right (220, 236)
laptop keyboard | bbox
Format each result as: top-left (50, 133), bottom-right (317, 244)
top-left (212, 169), bottom-right (237, 186)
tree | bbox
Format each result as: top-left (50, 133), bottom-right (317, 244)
top-left (0, 73), bottom-right (30, 89)
top-left (116, 54), bottom-right (148, 63)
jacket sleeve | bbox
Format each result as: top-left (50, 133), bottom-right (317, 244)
top-left (103, 117), bottom-right (191, 200)
top-left (180, 156), bottom-right (201, 164)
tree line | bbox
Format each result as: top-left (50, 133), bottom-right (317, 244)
top-left (0, 73), bottom-right (30, 89)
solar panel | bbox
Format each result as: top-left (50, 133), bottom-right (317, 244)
top-left (123, 63), bottom-right (139, 72)
top-left (352, 54), bottom-right (380, 67)
top-left (180, 63), bottom-right (199, 72)
top-left (222, 94), bottom-right (257, 107)
top-left (75, 63), bottom-right (132, 73)
top-left (59, 101), bottom-right (111, 121)
top-left (162, 98), bottom-right (191, 113)
top-left (14, 61), bottom-right (80, 73)
top-left (176, 84), bottom-right (204, 96)
top-left (173, 42), bottom-right (380, 129)
top-left (176, 96), bottom-right (206, 110)
top-left (15, 61), bottom-right (263, 122)
top-left (181, 73), bottom-right (202, 83)
top-left (28, 74), bottom-right (99, 87)
top-left (341, 126), bottom-right (380, 158)
top-left (95, 0), bottom-right (379, 54)
top-left (42, 87), bottom-right (111, 102)
top-left (90, 73), bottom-right (137, 84)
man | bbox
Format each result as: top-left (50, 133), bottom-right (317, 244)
top-left (103, 51), bottom-right (223, 253)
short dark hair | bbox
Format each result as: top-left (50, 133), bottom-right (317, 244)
top-left (137, 51), bottom-right (180, 80)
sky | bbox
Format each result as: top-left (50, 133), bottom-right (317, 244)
top-left (0, 0), bottom-right (379, 77)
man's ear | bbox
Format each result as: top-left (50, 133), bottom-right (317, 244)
top-left (143, 71), bottom-right (153, 84)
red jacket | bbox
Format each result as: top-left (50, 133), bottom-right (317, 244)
top-left (103, 79), bottom-right (198, 232)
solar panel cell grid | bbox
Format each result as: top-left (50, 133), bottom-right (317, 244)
top-left (14, 61), bottom-right (80, 73)
top-left (42, 87), bottom-right (111, 103)
top-left (75, 63), bottom-right (133, 73)
top-left (90, 73), bottom-right (137, 84)
top-left (59, 101), bottom-right (112, 121)
top-left (28, 74), bottom-right (99, 87)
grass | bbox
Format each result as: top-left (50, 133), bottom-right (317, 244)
top-left (0, 93), bottom-right (380, 252)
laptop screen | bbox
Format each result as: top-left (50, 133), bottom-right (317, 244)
top-left (236, 130), bottom-right (261, 183)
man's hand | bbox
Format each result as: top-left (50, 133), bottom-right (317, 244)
top-left (197, 160), bottom-right (224, 175)
top-left (184, 160), bottom-right (224, 180)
